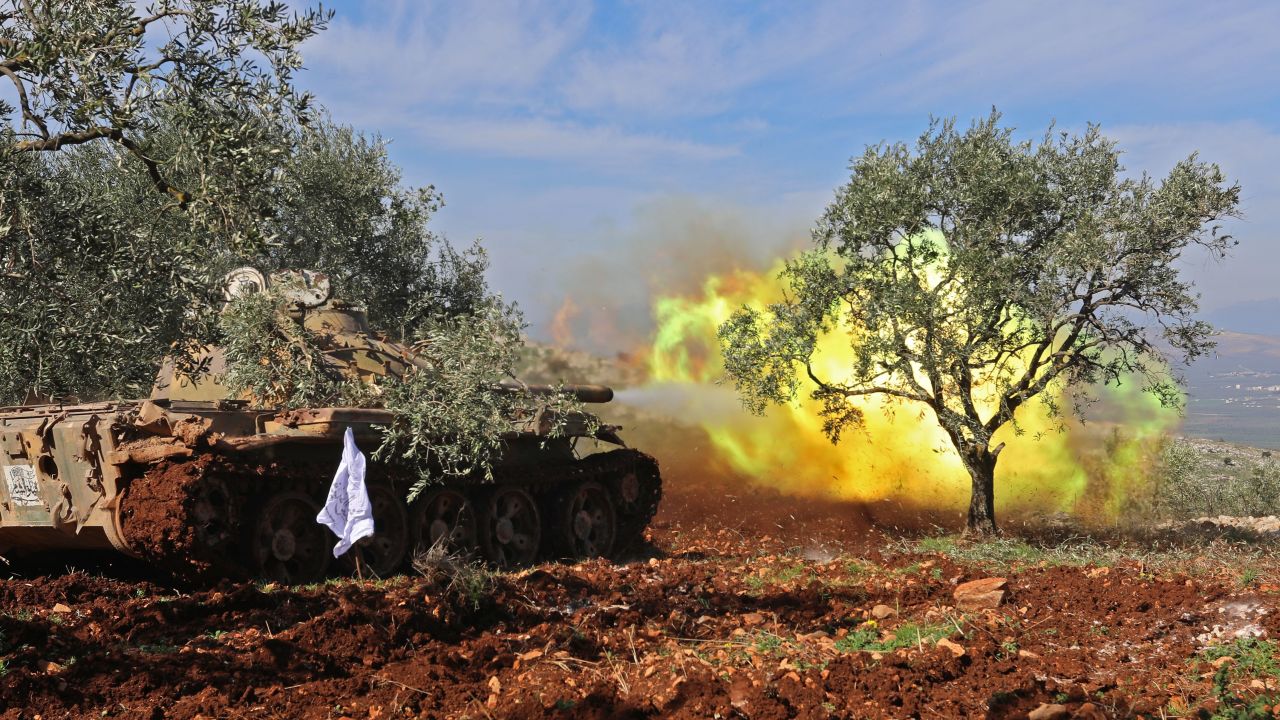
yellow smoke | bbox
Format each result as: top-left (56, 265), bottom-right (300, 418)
top-left (644, 247), bottom-right (1179, 522)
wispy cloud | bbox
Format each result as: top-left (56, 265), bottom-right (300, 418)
top-left (865, 1), bottom-right (1280, 109)
top-left (300, 0), bottom-right (1280, 316)
top-left (559, 1), bottom-right (901, 115)
top-left (398, 114), bottom-right (739, 165)
top-left (306, 0), bottom-right (591, 105)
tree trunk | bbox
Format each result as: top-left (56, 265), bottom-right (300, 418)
top-left (963, 448), bottom-right (999, 536)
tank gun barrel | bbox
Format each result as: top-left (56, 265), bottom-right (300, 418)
top-left (495, 382), bottom-right (614, 404)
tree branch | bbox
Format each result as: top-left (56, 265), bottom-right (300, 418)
top-left (0, 64), bottom-right (47, 139)
top-left (113, 133), bottom-right (190, 208)
top-left (13, 125), bottom-right (116, 151)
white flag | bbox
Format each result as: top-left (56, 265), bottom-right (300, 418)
top-left (316, 427), bottom-right (376, 558)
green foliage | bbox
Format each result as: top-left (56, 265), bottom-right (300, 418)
top-left (221, 283), bottom-right (592, 494)
top-left (378, 297), bottom-right (593, 497)
top-left (0, 109), bottom-right (481, 405)
top-left (219, 291), bottom-right (343, 409)
top-left (834, 620), bottom-right (954, 653)
top-left (379, 299), bottom-right (527, 488)
top-left (259, 122), bottom-right (491, 341)
top-left (753, 632), bottom-right (784, 654)
top-left (719, 110), bottom-right (1240, 532)
top-left (1240, 568), bottom-right (1261, 588)
top-left (1202, 638), bottom-right (1280, 683)
top-left (1208, 664), bottom-right (1279, 720)
top-left (1194, 640), bottom-right (1280, 719)
top-left (1150, 438), bottom-right (1280, 519)
top-left (0, 1), bottom-right (339, 404)
top-left (1, 0), bottom-right (330, 239)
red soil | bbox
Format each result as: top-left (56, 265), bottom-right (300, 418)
top-left (0, 467), bottom-right (1275, 718)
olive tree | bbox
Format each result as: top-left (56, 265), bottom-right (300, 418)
top-left (0, 0), bottom-right (328, 241)
top-left (0, 114), bottom-right (494, 404)
top-left (259, 122), bottom-right (493, 341)
top-left (719, 112), bottom-right (1240, 534)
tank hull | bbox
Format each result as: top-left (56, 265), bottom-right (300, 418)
top-left (0, 399), bottom-right (661, 581)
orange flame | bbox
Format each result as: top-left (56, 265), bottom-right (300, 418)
top-left (550, 295), bottom-right (581, 349)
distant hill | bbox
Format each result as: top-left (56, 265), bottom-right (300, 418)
top-left (1191, 330), bottom-right (1280, 375)
top-left (1205, 298), bottom-right (1280, 338)
top-left (1182, 329), bottom-right (1280, 450)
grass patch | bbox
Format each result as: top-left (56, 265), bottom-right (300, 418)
top-left (1239, 567), bottom-right (1261, 588)
top-left (906, 535), bottom-right (1050, 566)
top-left (897, 531), bottom-right (1279, 577)
top-left (835, 620), bottom-right (957, 654)
top-left (411, 537), bottom-right (498, 610)
top-left (132, 643), bottom-right (179, 655)
top-left (915, 536), bottom-right (956, 554)
top-left (753, 632), bottom-right (784, 655)
top-left (743, 562), bottom-right (815, 595)
top-left (774, 563), bottom-right (809, 584)
top-left (1202, 665), bottom-right (1280, 720)
top-left (844, 559), bottom-right (871, 576)
top-left (1201, 637), bottom-right (1280, 683)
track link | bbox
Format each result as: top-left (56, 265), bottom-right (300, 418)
top-left (119, 448), bottom-right (662, 582)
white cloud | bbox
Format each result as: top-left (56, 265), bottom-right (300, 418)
top-left (305, 0), bottom-right (591, 106)
top-left (560, 1), bottom-right (927, 115)
top-left (294, 1), bottom-right (1280, 315)
top-left (356, 112), bottom-right (738, 168)
top-left (867, 1), bottom-right (1280, 108)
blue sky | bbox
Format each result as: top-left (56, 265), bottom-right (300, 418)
top-left (296, 0), bottom-right (1280, 349)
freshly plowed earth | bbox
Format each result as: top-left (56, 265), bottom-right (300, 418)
top-left (1, 474), bottom-right (1277, 719)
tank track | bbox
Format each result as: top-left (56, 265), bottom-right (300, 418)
top-left (119, 447), bottom-right (662, 583)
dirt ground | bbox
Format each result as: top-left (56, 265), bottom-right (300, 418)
top-left (2, 472), bottom-right (1279, 719)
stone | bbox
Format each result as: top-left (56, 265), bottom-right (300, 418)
top-left (1026, 703), bottom-right (1069, 720)
top-left (729, 677), bottom-right (751, 708)
top-left (871, 604), bottom-right (896, 620)
top-left (51, 603), bottom-right (71, 613)
top-left (936, 637), bottom-right (965, 657)
top-left (1074, 703), bottom-right (1106, 720)
top-left (953, 577), bottom-right (1007, 611)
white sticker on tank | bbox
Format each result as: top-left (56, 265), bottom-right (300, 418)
top-left (4, 464), bottom-right (41, 506)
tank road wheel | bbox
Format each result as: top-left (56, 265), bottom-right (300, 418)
top-left (191, 475), bottom-right (238, 557)
top-left (608, 451), bottom-right (662, 553)
top-left (250, 491), bottom-right (331, 584)
top-left (411, 488), bottom-right (478, 557)
top-left (343, 484), bottom-right (411, 578)
top-left (558, 481), bottom-right (617, 560)
top-left (479, 486), bottom-right (541, 569)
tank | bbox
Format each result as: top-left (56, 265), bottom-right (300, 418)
top-left (0, 269), bottom-right (661, 583)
